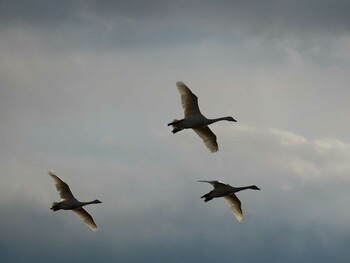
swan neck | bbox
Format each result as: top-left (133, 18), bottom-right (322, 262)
top-left (234, 186), bottom-right (255, 192)
top-left (81, 200), bottom-right (98, 206)
top-left (207, 117), bottom-right (231, 124)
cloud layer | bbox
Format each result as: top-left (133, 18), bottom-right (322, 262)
top-left (1, 120), bottom-right (350, 262)
top-left (1, 1), bottom-right (350, 262)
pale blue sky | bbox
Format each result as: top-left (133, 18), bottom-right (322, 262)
top-left (1, 1), bottom-right (350, 262)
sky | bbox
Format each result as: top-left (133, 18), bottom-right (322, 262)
top-left (1, 0), bottom-right (350, 262)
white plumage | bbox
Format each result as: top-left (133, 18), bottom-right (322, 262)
top-left (198, 180), bottom-right (260, 222)
top-left (168, 81), bottom-right (237, 152)
top-left (49, 171), bottom-right (101, 231)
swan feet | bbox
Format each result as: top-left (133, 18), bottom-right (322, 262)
top-left (51, 202), bottom-right (60, 211)
top-left (172, 128), bottom-right (183, 134)
top-left (201, 192), bottom-right (214, 202)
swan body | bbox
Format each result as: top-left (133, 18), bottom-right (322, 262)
top-left (49, 171), bottom-right (101, 231)
top-left (198, 180), bottom-right (260, 222)
top-left (168, 81), bottom-right (237, 152)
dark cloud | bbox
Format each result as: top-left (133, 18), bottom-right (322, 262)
top-left (0, 0), bottom-right (81, 25)
top-left (1, 0), bottom-right (350, 51)
top-left (2, 0), bottom-right (350, 33)
top-left (1, 197), bottom-right (350, 263)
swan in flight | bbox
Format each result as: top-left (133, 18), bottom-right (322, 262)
top-left (198, 180), bottom-right (260, 222)
top-left (49, 171), bottom-right (101, 231)
top-left (168, 81), bottom-right (237, 152)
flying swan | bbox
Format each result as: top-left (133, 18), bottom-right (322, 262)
top-left (49, 171), bottom-right (101, 231)
top-left (168, 81), bottom-right (237, 152)
top-left (198, 180), bottom-right (260, 221)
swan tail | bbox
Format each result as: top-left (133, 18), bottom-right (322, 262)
top-left (51, 202), bottom-right (60, 211)
top-left (167, 119), bottom-right (181, 126)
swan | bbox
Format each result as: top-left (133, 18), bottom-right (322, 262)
top-left (198, 180), bottom-right (260, 222)
top-left (49, 171), bottom-right (101, 231)
top-left (168, 81), bottom-right (237, 152)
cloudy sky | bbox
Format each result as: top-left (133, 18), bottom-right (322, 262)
top-left (1, 0), bottom-right (350, 262)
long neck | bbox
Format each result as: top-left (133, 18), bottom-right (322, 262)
top-left (207, 116), bottom-right (232, 125)
top-left (234, 185), bottom-right (256, 192)
top-left (80, 200), bottom-right (99, 206)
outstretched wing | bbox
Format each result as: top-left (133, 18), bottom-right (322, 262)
top-left (193, 126), bottom-right (218, 153)
top-left (72, 207), bottom-right (99, 232)
top-left (48, 171), bottom-right (75, 200)
top-left (198, 180), bottom-right (227, 189)
top-left (176, 81), bottom-right (201, 117)
top-left (224, 194), bottom-right (243, 222)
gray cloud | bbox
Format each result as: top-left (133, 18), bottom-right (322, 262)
top-left (2, 121), bottom-right (350, 262)
top-left (1, 1), bottom-right (350, 262)
top-left (3, 0), bottom-right (350, 33)
top-left (0, 0), bottom-right (81, 25)
top-left (2, 0), bottom-right (350, 52)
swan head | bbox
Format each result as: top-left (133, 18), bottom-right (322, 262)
top-left (250, 185), bottom-right (260, 190)
top-left (93, 199), bottom-right (102, 204)
top-left (225, 116), bottom-right (237, 122)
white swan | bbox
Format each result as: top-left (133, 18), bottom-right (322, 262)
top-left (198, 180), bottom-right (260, 222)
top-left (49, 171), bottom-right (101, 231)
top-left (168, 81), bottom-right (237, 152)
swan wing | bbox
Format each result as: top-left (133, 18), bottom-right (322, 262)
top-left (72, 207), bottom-right (99, 231)
top-left (49, 171), bottom-right (75, 200)
top-left (198, 180), bottom-right (227, 189)
top-left (224, 193), bottom-right (243, 222)
top-left (176, 81), bottom-right (201, 117)
top-left (193, 126), bottom-right (218, 153)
